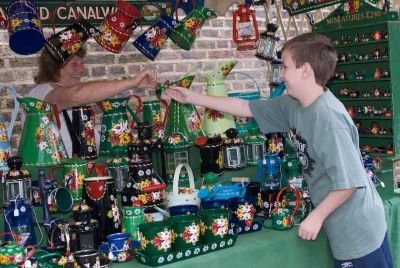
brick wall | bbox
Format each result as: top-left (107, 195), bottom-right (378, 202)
top-left (0, 6), bottom-right (273, 153)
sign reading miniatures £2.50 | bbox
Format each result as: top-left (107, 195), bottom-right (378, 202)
top-left (283, 0), bottom-right (346, 15)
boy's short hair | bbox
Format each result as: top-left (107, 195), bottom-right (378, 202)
top-left (282, 33), bottom-right (337, 87)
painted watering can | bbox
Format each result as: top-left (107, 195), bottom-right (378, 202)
top-left (204, 61), bottom-right (237, 138)
top-left (49, 158), bottom-right (95, 203)
top-left (98, 95), bottom-right (142, 157)
top-left (133, 14), bottom-right (178, 61)
top-left (169, 6), bottom-right (217, 50)
top-left (17, 97), bottom-right (68, 167)
top-left (0, 86), bottom-right (19, 175)
top-left (142, 98), bottom-right (169, 139)
top-left (162, 75), bottom-right (206, 142)
top-left (269, 186), bottom-right (300, 230)
top-left (95, 0), bottom-right (141, 53)
top-left (5, 0), bottom-right (44, 55)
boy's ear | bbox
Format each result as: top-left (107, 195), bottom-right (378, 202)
top-left (301, 62), bottom-right (314, 79)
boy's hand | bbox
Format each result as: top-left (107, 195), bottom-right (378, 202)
top-left (298, 211), bottom-right (323, 240)
top-left (165, 86), bottom-right (192, 104)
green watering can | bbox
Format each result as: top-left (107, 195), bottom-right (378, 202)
top-left (98, 95), bottom-right (142, 157)
top-left (204, 60), bottom-right (237, 137)
top-left (169, 6), bottom-right (217, 50)
top-left (17, 97), bottom-right (68, 167)
top-left (270, 186), bottom-right (301, 231)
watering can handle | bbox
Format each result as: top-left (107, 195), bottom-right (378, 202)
top-left (4, 86), bottom-right (20, 138)
top-left (49, 165), bottom-right (64, 183)
top-left (275, 186), bottom-right (301, 216)
top-left (127, 95), bottom-right (142, 127)
top-left (159, 98), bottom-right (169, 127)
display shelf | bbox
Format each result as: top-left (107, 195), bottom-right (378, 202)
top-left (339, 97), bottom-right (391, 101)
top-left (336, 58), bottom-right (389, 66)
top-left (329, 78), bottom-right (391, 84)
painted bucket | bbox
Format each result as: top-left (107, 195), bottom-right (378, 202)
top-left (199, 208), bottom-right (230, 243)
top-left (122, 206), bottom-right (144, 241)
top-left (133, 14), bottom-right (178, 61)
top-left (95, 0), bottom-right (140, 53)
top-left (138, 219), bottom-right (174, 255)
top-left (6, 0), bottom-right (44, 55)
top-left (170, 214), bottom-right (201, 250)
top-left (107, 232), bottom-right (131, 251)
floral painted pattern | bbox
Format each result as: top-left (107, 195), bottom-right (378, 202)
top-left (59, 29), bottom-right (83, 54)
top-left (81, 119), bottom-right (96, 151)
top-left (0, 122), bottom-right (7, 143)
top-left (65, 170), bottom-right (84, 190)
top-left (235, 203), bottom-right (256, 227)
top-left (210, 216), bottom-right (229, 237)
top-left (101, 100), bottom-right (113, 112)
top-left (109, 120), bottom-right (132, 146)
top-left (145, 26), bottom-right (168, 49)
top-left (181, 222), bottom-right (200, 245)
top-left (184, 18), bottom-right (201, 37)
top-left (107, 198), bottom-right (122, 229)
top-left (152, 228), bottom-right (174, 252)
top-left (9, 18), bottom-right (22, 31)
top-left (186, 111), bottom-right (203, 132)
top-left (205, 108), bottom-right (224, 121)
top-left (99, 23), bottom-right (121, 47)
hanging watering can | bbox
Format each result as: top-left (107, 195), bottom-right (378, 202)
top-left (133, 14), bottom-right (178, 61)
top-left (269, 186), bottom-right (300, 231)
top-left (204, 61), bottom-right (237, 137)
top-left (5, 0), bottom-right (44, 55)
top-left (96, 0), bottom-right (140, 53)
top-left (169, 6), bottom-right (217, 50)
top-left (163, 75), bottom-right (206, 142)
top-left (0, 86), bottom-right (19, 175)
top-left (17, 97), bottom-right (68, 167)
top-left (142, 98), bottom-right (169, 139)
top-left (98, 95), bottom-right (142, 157)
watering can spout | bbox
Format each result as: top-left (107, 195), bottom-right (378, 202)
top-left (205, 60), bottom-right (237, 82)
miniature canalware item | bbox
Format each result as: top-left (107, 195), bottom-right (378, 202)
top-left (133, 14), bottom-right (178, 60)
top-left (169, 6), bottom-right (217, 50)
top-left (170, 214), bottom-right (201, 250)
top-left (6, 0), bottom-right (44, 55)
top-left (73, 249), bottom-right (100, 268)
top-left (49, 158), bottom-right (95, 203)
top-left (196, 135), bottom-right (224, 176)
top-left (0, 232), bottom-right (35, 267)
top-left (163, 75), bottom-right (206, 142)
top-left (204, 61), bottom-right (237, 137)
top-left (95, 0), bottom-right (141, 53)
top-left (47, 186), bottom-right (73, 212)
top-left (223, 128), bottom-right (246, 170)
top-left (45, 20), bottom-right (98, 64)
top-left (0, 86), bottom-right (19, 176)
top-left (199, 208), bottom-right (230, 243)
top-left (98, 95), bottom-right (142, 157)
top-left (138, 219), bottom-right (174, 255)
top-left (269, 186), bottom-right (301, 231)
top-left (229, 196), bottom-right (261, 233)
top-left (107, 232), bottom-right (131, 252)
top-left (17, 97), bottom-right (68, 167)
top-left (122, 205), bottom-right (144, 241)
top-left (165, 163), bottom-right (200, 208)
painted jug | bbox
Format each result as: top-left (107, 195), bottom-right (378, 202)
top-left (99, 96), bottom-right (142, 157)
top-left (204, 61), bottom-right (237, 137)
top-left (142, 98), bottom-right (169, 139)
top-left (169, 6), bottom-right (217, 50)
top-left (163, 75), bottom-right (206, 142)
top-left (49, 158), bottom-right (95, 203)
top-left (0, 234), bottom-right (35, 267)
top-left (96, 0), bottom-right (140, 53)
top-left (0, 86), bottom-right (19, 175)
top-left (133, 14), bottom-right (178, 61)
top-left (270, 186), bottom-right (300, 230)
top-left (17, 97), bottom-right (67, 167)
top-left (6, 0), bottom-right (44, 55)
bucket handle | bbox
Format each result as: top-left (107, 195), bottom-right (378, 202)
top-left (127, 94), bottom-right (142, 128)
top-left (172, 163), bottom-right (196, 197)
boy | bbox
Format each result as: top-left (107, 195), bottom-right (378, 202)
top-left (166, 33), bottom-right (392, 268)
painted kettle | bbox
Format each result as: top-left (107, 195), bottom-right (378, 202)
top-left (204, 60), bottom-right (237, 138)
top-left (0, 86), bottom-right (19, 175)
top-left (98, 95), bottom-right (142, 157)
top-left (270, 186), bottom-right (300, 231)
top-left (17, 97), bottom-right (67, 167)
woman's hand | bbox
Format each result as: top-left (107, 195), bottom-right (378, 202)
top-left (133, 69), bottom-right (158, 89)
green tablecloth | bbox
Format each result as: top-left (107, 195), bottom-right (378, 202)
top-left (384, 197), bottom-right (400, 267)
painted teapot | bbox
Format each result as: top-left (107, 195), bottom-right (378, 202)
top-left (98, 95), bottom-right (142, 157)
top-left (17, 97), bottom-right (67, 167)
top-left (0, 86), bottom-right (19, 175)
top-left (270, 186), bottom-right (300, 231)
top-left (0, 233), bottom-right (35, 267)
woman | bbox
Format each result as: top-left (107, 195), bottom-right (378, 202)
top-left (29, 47), bottom-right (157, 157)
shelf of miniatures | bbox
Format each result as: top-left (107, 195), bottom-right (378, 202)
top-left (314, 0), bottom-right (400, 199)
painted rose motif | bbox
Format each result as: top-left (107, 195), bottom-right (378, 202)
top-left (109, 120), bottom-right (132, 146)
top-left (235, 203), bottom-right (256, 227)
top-left (82, 120), bottom-right (96, 149)
top-left (101, 101), bottom-right (113, 111)
top-left (184, 18), bottom-right (201, 36)
top-left (152, 228), bottom-right (173, 251)
top-left (59, 29), bottom-right (82, 54)
top-left (210, 217), bottom-right (229, 237)
top-left (205, 108), bottom-right (224, 121)
top-left (182, 222), bottom-right (200, 245)
top-left (145, 26), bottom-right (168, 49)
top-left (187, 112), bottom-right (203, 131)
top-left (99, 23), bottom-right (121, 47)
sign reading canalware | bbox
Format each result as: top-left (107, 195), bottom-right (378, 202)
top-left (0, 1), bottom-right (173, 26)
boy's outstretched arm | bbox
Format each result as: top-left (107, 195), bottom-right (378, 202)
top-left (298, 188), bottom-right (356, 240)
top-left (165, 86), bottom-right (253, 117)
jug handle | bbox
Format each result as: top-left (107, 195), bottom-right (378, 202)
top-left (53, 104), bottom-right (62, 129)
top-left (4, 86), bottom-right (20, 139)
top-left (49, 165), bottom-right (64, 182)
top-left (127, 94), bottom-right (142, 127)
top-left (159, 98), bottom-right (170, 127)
